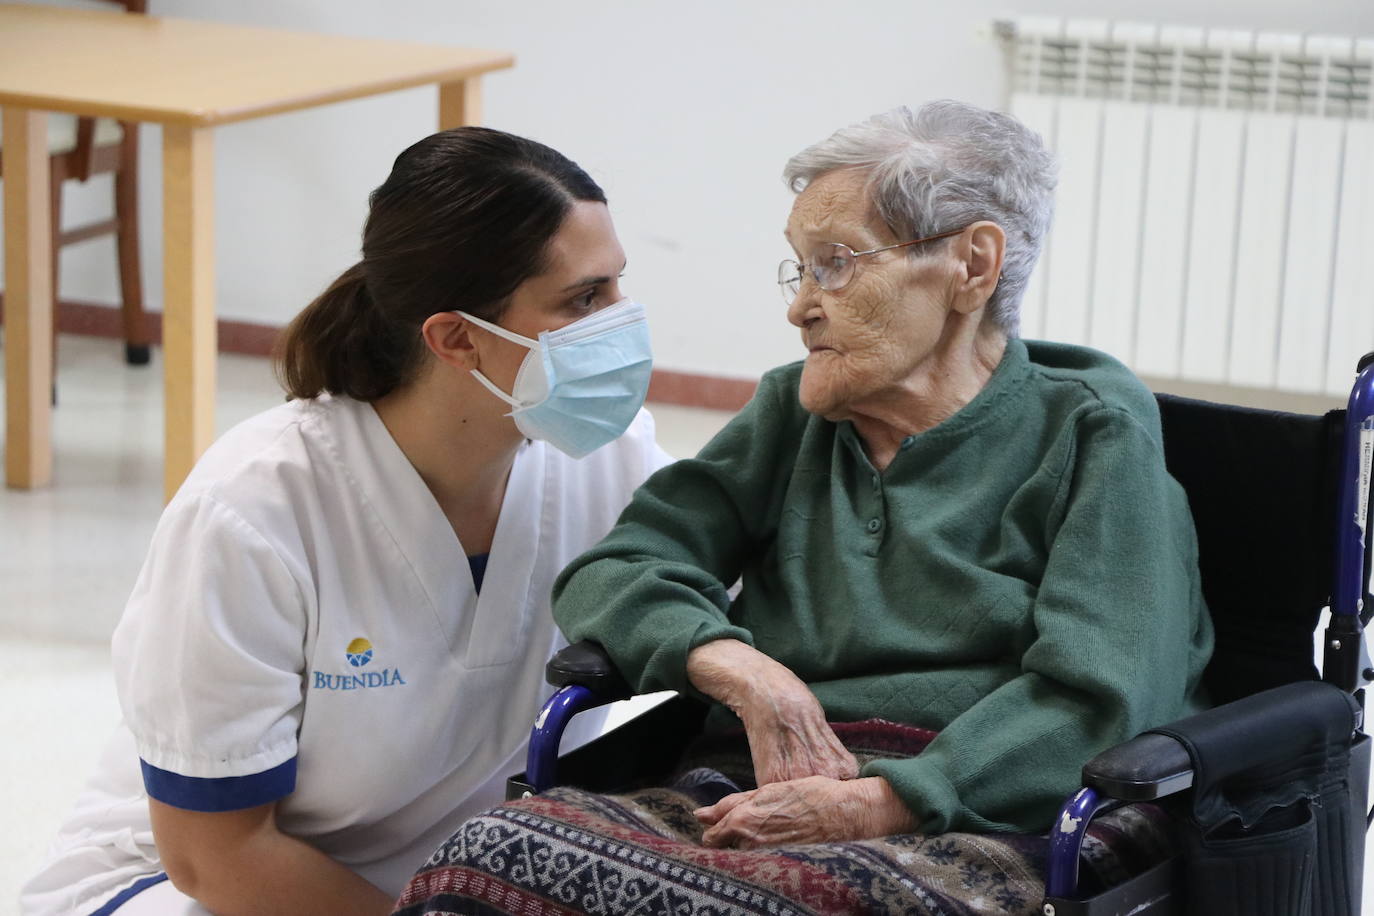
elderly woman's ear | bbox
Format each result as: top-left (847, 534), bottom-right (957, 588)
top-left (949, 221), bottom-right (1006, 317)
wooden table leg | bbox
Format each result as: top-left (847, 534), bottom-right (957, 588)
top-left (161, 124), bottom-right (215, 503)
top-left (438, 78), bottom-right (482, 129)
top-left (3, 107), bottom-right (53, 489)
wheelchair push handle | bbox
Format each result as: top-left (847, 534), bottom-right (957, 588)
top-left (1331, 350), bottom-right (1374, 624)
top-left (1325, 352), bottom-right (1374, 695)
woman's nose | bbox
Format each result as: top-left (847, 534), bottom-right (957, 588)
top-left (786, 285), bottom-right (820, 329)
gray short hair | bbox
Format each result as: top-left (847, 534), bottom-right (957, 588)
top-left (782, 100), bottom-right (1057, 337)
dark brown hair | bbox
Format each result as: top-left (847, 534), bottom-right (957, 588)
top-left (273, 127), bottom-right (607, 401)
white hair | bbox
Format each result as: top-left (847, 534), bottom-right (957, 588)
top-left (782, 100), bottom-right (1057, 337)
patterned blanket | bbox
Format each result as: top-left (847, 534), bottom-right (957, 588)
top-left (395, 720), bottom-right (1174, 916)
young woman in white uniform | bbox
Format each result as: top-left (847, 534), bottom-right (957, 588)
top-left (21, 128), bottom-right (671, 915)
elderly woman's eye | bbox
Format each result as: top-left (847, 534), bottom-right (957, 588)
top-left (813, 256), bottom-right (846, 285)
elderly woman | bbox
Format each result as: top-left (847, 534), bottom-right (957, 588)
top-left (395, 100), bottom-right (1212, 916)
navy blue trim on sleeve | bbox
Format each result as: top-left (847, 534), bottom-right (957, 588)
top-left (140, 756), bottom-right (297, 812)
top-left (89, 872), bottom-right (168, 915)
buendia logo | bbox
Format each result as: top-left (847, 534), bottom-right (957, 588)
top-left (312, 636), bottom-right (406, 691)
top-left (345, 637), bottom-right (373, 667)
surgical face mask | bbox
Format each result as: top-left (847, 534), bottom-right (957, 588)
top-left (457, 299), bottom-right (653, 459)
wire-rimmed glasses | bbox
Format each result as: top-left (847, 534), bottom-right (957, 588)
top-left (777, 227), bottom-right (968, 305)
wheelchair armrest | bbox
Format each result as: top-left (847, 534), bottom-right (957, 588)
top-left (1082, 733), bottom-right (1195, 801)
top-left (546, 639), bottom-right (633, 702)
top-left (1051, 682), bottom-right (1359, 902)
top-left (1082, 680), bottom-right (1360, 803)
top-left (518, 641), bottom-right (637, 795)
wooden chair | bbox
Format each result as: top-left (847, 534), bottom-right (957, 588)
top-left (0, 0), bottom-right (151, 368)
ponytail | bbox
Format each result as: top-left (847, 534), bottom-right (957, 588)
top-left (272, 263), bottom-right (422, 401)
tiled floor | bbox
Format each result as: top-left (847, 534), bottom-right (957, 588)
top-left (0, 334), bottom-right (733, 913)
top-left (4, 335), bottom-right (1372, 914)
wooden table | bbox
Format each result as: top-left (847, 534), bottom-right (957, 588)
top-left (1, 3), bottom-right (513, 499)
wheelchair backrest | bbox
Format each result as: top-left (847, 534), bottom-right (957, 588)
top-left (1156, 394), bottom-right (1344, 705)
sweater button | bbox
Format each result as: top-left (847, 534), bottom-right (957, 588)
top-left (867, 518), bottom-right (882, 533)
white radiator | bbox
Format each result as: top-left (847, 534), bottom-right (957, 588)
top-left (1001, 18), bottom-right (1374, 396)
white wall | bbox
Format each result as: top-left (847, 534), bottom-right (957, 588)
top-left (19, 0), bottom-right (1374, 380)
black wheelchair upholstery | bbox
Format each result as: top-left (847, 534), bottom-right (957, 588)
top-left (1040, 391), bottom-right (1371, 916)
top-left (520, 373), bottom-right (1374, 916)
top-left (1155, 394), bottom-right (1344, 704)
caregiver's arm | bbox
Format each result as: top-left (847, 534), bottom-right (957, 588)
top-left (120, 496), bottom-right (387, 912)
top-left (151, 799), bottom-right (393, 916)
top-left (863, 405), bottom-right (1213, 835)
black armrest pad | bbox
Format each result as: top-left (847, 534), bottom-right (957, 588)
top-left (545, 640), bottom-right (633, 701)
top-left (1083, 733), bottom-right (1195, 801)
top-left (1083, 681), bottom-right (1359, 804)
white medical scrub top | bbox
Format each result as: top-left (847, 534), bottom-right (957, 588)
top-left (21, 394), bottom-right (671, 915)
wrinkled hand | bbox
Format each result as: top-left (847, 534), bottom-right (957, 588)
top-left (694, 776), bottom-right (915, 848)
top-left (686, 639), bottom-right (858, 786)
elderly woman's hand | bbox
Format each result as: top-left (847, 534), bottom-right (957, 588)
top-left (694, 775), bottom-right (915, 848)
top-left (686, 639), bottom-right (859, 786)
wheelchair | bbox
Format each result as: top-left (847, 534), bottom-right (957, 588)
top-left (510, 352), bottom-right (1374, 916)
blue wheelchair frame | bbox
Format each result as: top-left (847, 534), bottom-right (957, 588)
top-left (519, 356), bottom-right (1374, 912)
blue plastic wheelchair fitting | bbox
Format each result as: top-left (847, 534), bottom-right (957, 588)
top-left (1045, 786), bottom-right (1113, 900)
top-left (526, 684), bottom-right (597, 794)
top-left (1333, 359), bottom-right (1374, 622)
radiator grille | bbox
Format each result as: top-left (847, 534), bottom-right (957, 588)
top-left (1000, 18), bottom-right (1374, 395)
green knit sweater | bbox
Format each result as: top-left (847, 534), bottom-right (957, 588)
top-left (553, 339), bottom-right (1213, 834)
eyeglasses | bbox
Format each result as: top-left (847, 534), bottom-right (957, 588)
top-left (777, 227), bottom-right (968, 305)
